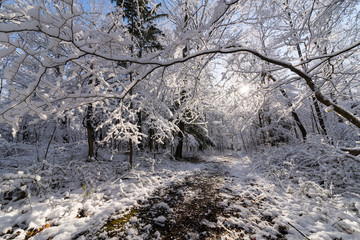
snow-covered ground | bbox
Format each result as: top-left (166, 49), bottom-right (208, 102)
top-left (1, 141), bottom-right (360, 239)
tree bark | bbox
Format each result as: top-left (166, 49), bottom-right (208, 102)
top-left (175, 120), bottom-right (185, 159)
top-left (284, 0), bottom-right (327, 136)
top-left (149, 127), bottom-right (155, 152)
top-left (129, 137), bottom-right (133, 168)
top-left (86, 103), bottom-right (94, 159)
top-left (312, 96), bottom-right (327, 136)
top-left (86, 64), bottom-right (96, 160)
top-left (0, 78), bottom-right (3, 99)
top-left (175, 7), bottom-right (189, 159)
top-left (240, 131), bottom-right (247, 152)
top-left (291, 111), bottom-right (307, 140)
top-left (236, 48), bottom-right (360, 129)
top-left (267, 74), bottom-right (307, 140)
top-left (129, 72), bottom-right (134, 168)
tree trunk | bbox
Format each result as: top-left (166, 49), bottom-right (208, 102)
top-left (149, 127), bottom-right (155, 152)
top-left (129, 72), bottom-right (134, 168)
top-left (251, 49), bottom-right (360, 128)
top-left (86, 103), bottom-right (94, 159)
top-left (175, 120), bottom-right (185, 159)
top-left (174, 5), bottom-right (190, 159)
top-left (86, 63), bottom-right (96, 160)
top-left (0, 78), bottom-right (3, 99)
top-left (284, 0), bottom-right (326, 137)
top-left (291, 111), bottom-right (307, 140)
top-left (312, 96), bottom-right (327, 136)
top-left (266, 73), bottom-right (307, 140)
top-left (137, 111), bottom-right (143, 150)
top-left (310, 105), bottom-right (321, 134)
top-left (128, 12), bottom-right (135, 167)
top-left (258, 109), bottom-right (266, 144)
top-left (129, 138), bottom-right (133, 168)
top-left (240, 131), bottom-right (247, 152)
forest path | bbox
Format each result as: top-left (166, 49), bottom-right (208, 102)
top-left (94, 155), bottom-right (288, 240)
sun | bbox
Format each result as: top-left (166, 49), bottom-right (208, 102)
top-left (239, 85), bottom-right (250, 95)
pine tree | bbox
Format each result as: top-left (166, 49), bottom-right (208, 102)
top-left (111, 0), bottom-right (165, 167)
top-left (112, 0), bottom-right (165, 55)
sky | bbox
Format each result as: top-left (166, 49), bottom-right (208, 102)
top-left (77, 0), bottom-right (114, 14)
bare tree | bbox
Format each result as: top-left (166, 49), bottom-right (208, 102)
top-left (0, 0), bottom-right (358, 156)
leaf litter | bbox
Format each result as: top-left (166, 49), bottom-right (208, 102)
top-left (1, 143), bottom-right (360, 239)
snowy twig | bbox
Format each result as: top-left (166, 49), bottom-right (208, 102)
top-left (287, 222), bottom-right (310, 240)
top-left (270, 171), bottom-right (286, 191)
top-left (44, 124), bottom-right (57, 161)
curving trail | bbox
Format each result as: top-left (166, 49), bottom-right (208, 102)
top-left (1, 150), bottom-right (360, 240)
top-left (95, 156), bottom-right (289, 240)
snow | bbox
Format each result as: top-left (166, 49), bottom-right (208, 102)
top-left (0, 142), bottom-right (360, 239)
top-left (154, 216), bottom-right (166, 224)
top-left (0, 143), bottom-right (194, 239)
top-left (152, 202), bottom-right (171, 213)
top-left (27, 6), bottom-right (40, 19)
top-left (0, 0), bottom-right (359, 239)
top-left (0, 32), bottom-right (8, 42)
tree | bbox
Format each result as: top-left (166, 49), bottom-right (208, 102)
top-left (110, 0), bottom-right (166, 166)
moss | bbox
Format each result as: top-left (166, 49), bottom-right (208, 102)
top-left (97, 208), bottom-right (137, 238)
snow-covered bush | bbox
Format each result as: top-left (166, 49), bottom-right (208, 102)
top-left (0, 139), bottom-right (32, 158)
top-left (0, 171), bottom-right (41, 207)
top-left (252, 140), bottom-right (360, 195)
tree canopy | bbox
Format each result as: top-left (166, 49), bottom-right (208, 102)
top-left (0, 0), bottom-right (359, 154)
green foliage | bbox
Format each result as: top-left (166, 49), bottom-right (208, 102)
top-left (111, 0), bottom-right (166, 53)
top-left (82, 184), bottom-right (92, 199)
top-left (97, 208), bottom-right (138, 237)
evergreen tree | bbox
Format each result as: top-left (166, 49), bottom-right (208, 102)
top-left (111, 0), bottom-right (165, 55)
top-left (111, 0), bottom-right (166, 167)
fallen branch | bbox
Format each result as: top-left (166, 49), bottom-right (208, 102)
top-left (287, 222), bottom-right (311, 240)
top-left (339, 147), bottom-right (360, 156)
top-left (336, 148), bottom-right (360, 163)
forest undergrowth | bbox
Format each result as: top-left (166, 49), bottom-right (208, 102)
top-left (1, 139), bottom-right (360, 240)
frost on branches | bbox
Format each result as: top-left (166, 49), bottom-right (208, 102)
top-left (0, 0), bottom-right (360, 239)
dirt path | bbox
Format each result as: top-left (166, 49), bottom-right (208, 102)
top-left (93, 159), bottom-right (289, 240)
